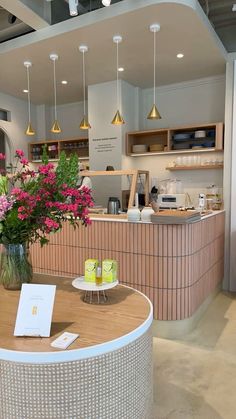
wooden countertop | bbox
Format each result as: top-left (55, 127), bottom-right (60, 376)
top-left (89, 213), bottom-right (127, 219)
top-left (0, 275), bottom-right (151, 358)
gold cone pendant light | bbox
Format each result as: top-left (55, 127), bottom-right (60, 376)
top-left (111, 110), bottom-right (124, 125)
top-left (25, 122), bottom-right (35, 136)
top-left (79, 45), bottom-right (91, 130)
top-left (50, 53), bottom-right (61, 133)
top-left (147, 23), bottom-right (161, 120)
top-left (51, 120), bottom-right (61, 133)
top-left (80, 117), bottom-right (91, 130)
top-left (112, 35), bottom-right (124, 125)
top-left (24, 61), bottom-right (35, 136)
top-left (147, 104), bottom-right (161, 119)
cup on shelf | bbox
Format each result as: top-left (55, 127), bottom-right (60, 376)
top-left (206, 198), bottom-right (214, 210)
top-left (197, 156), bottom-right (201, 166)
top-left (182, 156), bottom-right (187, 166)
top-left (186, 156), bottom-right (192, 166)
top-left (175, 157), bottom-right (181, 166)
top-left (193, 155), bottom-right (198, 166)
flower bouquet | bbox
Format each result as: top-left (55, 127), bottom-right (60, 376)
top-left (0, 148), bottom-right (93, 289)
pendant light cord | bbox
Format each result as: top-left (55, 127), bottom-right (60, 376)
top-left (53, 59), bottom-right (57, 120)
top-left (26, 66), bottom-right (31, 123)
top-left (82, 51), bottom-right (86, 116)
top-left (116, 40), bottom-right (119, 110)
top-left (153, 29), bottom-right (156, 105)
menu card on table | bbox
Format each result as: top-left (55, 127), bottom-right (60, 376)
top-left (14, 284), bottom-right (56, 337)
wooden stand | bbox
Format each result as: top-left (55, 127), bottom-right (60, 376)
top-left (82, 169), bottom-right (150, 208)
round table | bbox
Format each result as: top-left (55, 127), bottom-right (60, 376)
top-left (0, 275), bottom-right (153, 419)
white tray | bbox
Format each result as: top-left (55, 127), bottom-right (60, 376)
top-left (72, 276), bottom-right (119, 292)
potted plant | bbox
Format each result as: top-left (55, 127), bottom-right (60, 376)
top-left (0, 149), bottom-right (93, 290)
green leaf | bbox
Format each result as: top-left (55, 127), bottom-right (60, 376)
top-left (41, 144), bottom-right (49, 164)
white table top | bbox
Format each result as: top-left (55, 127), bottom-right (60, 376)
top-left (72, 276), bottom-right (119, 291)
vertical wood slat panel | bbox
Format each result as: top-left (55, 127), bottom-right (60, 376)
top-left (30, 214), bottom-right (225, 321)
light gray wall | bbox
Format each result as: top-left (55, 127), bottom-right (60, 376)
top-left (140, 75), bottom-right (225, 130)
top-left (88, 80), bottom-right (123, 207)
top-left (42, 101), bottom-right (85, 140)
top-left (0, 91), bottom-right (37, 165)
top-left (122, 76), bottom-right (226, 207)
top-left (41, 76), bottom-right (226, 207)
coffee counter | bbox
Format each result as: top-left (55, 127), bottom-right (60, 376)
top-left (31, 210), bottom-right (225, 337)
top-left (0, 276), bottom-right (153, 418)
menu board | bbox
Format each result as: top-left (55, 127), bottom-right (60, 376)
top-left (14, 284), bottom-right (56, 337)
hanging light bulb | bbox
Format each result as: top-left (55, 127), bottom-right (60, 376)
top-left (24, 61), bottom-right (35, 136)
top-left (102, 0), bottom-right (111, 6)
top-left (79, 45), bottom-right (91, 130)
top-left (111, 35), bottom-right (124, 125)
top-left (147, 23), bottom-right (161, 120)
top-left (50, 53), bottom-right (61, 133)
top-left (68, 0), bottom-right (78, 16)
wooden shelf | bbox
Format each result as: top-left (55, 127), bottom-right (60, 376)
top-left (29, 137), bottom-right (89, 162)
top-left (126, 122), bottom-right (224, 156)
top-left (30, 157), bottom-right (89, 163)
top-left (166, 164), bottom-right (223, 171)
top-left (130, 148), bottom-right (223, 157)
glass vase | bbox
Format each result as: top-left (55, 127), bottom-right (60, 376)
top-left (0, 243), bottom-right (33, 290)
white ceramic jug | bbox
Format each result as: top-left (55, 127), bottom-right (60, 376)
top-left (127, 207), bottom-right (141, 222)
top-left (141, 206), bottom-right (154, 222)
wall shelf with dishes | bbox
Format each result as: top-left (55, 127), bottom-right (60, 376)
top-left (28, 137), bottom-right (89, 162)
top-left (126, 122), bottom-right (224, 156)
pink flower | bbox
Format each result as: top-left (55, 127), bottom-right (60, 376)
top-left (0, 149), bottom-right (93, 246)
top-left (44, 217), bottom-right (59, 231)
top-left (0, 153), bottom-right (5, 160)
top-left (20, 157), bottom-right (29, 166)
top-left (11, 188), bottom-right (21, 196)
top-left (38, 163), bottom-right (54, 175)
top-left (42, 172), bottom-right (56, 185)
top-left (18, 213), bottom-right (28, 220)
top-left (0, 195), bottom-right (14, 220)
top-left (15, 149), bottom-right (24, 158)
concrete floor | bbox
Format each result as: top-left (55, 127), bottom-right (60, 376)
top-left (153, 292), bottom-right (236, 419)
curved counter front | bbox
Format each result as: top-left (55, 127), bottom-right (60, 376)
top-left (0, 276), bottom-right (153, 419)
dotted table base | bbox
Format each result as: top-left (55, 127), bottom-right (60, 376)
top-left (0, 327), bottom-right (153, 419)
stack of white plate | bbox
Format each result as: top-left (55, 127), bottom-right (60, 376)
top-left (132, 144), bottom-right (148, 153)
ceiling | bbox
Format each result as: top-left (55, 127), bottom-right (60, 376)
top-left (0, 6), bottom-right (33, 43)
top-left (0, 0), bottom-right (227, 105)
top-left (198, 0), bottom-right (236, 52)
top-left (0, 0), bottom-right (124, 40)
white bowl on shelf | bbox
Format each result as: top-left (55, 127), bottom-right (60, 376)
top-left (194, 130), bottom-right (206, 138)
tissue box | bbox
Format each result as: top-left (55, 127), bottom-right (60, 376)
top-left (102, 259), bottom-right (118, 283)
top-left (84, 259), bottom-right (98, 282)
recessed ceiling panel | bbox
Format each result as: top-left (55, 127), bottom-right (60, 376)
top-left (0, 1), bottom-right (227, 104)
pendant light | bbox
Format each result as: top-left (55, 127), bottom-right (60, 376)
top-left (111, 35), bottom-right (124, 125)
top-left (24, 61), bottom-right (35, 136)
top-left (79, 45), bottom-right (91, 130)
top-left (147, 23), bottom-right (161, 120)
top-left (50, 53), bottom-right (61, 133)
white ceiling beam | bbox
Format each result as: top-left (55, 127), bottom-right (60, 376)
top-left (0, 0), bottom-right (50, 30)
